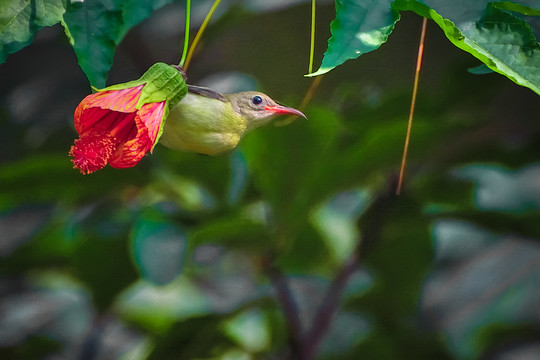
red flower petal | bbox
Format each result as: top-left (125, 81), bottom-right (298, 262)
top-left (109, 101), bottom-right (166, 169)
top-left (74, 85), bottom-right (144, 134)
top-left (139, 101), bottom-right (166, 150)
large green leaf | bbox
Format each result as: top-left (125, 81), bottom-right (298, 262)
top-left (315, 0), bottom-right (540, 95)
top-left (412, 0), bottom-right (540, 95)
top-left (118, 0), bottom-right (173, 41)
top-left (492, 1), bottom-right (540, 15)
top-left (62, 0), bottom-right (173, 87)
top-left (308, 0), bottom-right (400, 76)
top-left (0, 0), bottom-right (67, 63)
top-left (0, 0), bottom-right (174, 86)
top-left (62, 0), bottom-right (123, 88)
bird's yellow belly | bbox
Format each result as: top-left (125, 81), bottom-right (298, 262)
top-left (158, 93), bottom-right (246, 155)
top-left (159, 126), bottom-right (242, 155)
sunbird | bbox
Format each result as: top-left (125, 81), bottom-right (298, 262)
top-left (69, 62), bottom-right (305, 174)
top-left (159, 85), bottom-right (307, 155)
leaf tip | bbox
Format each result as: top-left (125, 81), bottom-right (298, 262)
top-left (305, 67), bottom-right (333, 77)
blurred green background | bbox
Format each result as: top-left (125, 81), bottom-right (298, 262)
top-left (1, 1), bottom-right (540, 359)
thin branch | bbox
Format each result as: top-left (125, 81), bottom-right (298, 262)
top-left (275, 0), bottom-right (320, 128)
top-left (263, 257), bottom-right (307, 360)
top-left (303, 252), bottom-right (360, 360)
top-left (303, 181), bottom-right (399, 359)
top-left (397, 17), bottom-right (428, 195)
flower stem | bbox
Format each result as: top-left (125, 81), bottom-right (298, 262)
top-left (183, 0), bottom-right (222, 71)
top-left (308, 0), bottom-right (316, 74)
top-left (179, 0), bottom-right (191, 67)
top-left (275, 0), bottom-right (319, 127)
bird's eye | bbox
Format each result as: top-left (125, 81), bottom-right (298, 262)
top-left (252, 95), bottom-right (263, 105)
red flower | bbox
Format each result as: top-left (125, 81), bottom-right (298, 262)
top-left (69, 63), bottom-right (187, 174)
top-left (69, 85), bottom-right (165, 174)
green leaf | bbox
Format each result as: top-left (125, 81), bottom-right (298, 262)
top-left (118, 0), bottom-right (173, 41)
top-left (222, 310), bottom-right (271, 353)
top-left (468, 63), bottom-right (495, 74)
top-left (117, 277), bottom-right (212, 334)
top-left (62, 0), bottom-right (123, 88)
top-left (147, 315), bottom-right (235, 359)
top-left (137, 62), bottom-right (188, 107)
top-left (131, 216), bottom-right (186, 285)
top-left (0, 154), bottom-right (152, 209)
top-left (435, 211), bottom-right (540, 240)
top-left (189, 213), bottom-right (268, 251)
top-left (0, 0), bottom-right (67, 63)
top-left (310, 189), bottom-right (370, 264)
top-left (492, 1), bottom-right (540, 15)
top-left (62, 0), bottom-right (174, 88)
top-left (316, 0), bottom-right (540, 94)
top-left (398, 0), bottom-right (540, 95)
top-left (308, 0), bottom-right (400, 76)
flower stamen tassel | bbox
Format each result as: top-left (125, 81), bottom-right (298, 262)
top-left (69, 63), bottom-right (187, 174)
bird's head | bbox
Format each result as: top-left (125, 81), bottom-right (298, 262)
top-left (225, 91), bottom-right (306, 130)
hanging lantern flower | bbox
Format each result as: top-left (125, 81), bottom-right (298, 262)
top-left (69, 63), bottom-right (187, 174)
